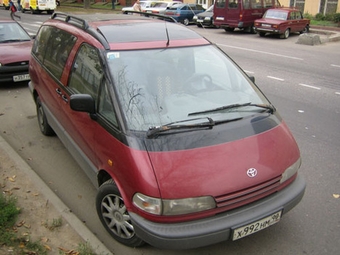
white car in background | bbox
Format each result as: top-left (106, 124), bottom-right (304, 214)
top-left (122, 1), bottom-right (160, 13)
top-left (143, 1), bottom-right (182, 14)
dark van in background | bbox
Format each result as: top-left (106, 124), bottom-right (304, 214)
top-left (214, 0), bottom-right (281, 32)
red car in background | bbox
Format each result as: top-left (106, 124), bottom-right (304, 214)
top-left (0, 19), bottom-right (33, 84)
top-left (254, 8), bottom-right (310, 39)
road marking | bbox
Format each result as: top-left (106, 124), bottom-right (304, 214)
top-left (331, 64), bottom-right (340, 68)
top-left (267, 76), bottom-right (284, 81)
top-left (335, 92), bottom-right (340, 95)
top-left (298, 83), bottom-right (321, 90)
top-left (217, 44), bottom-right (304, 61)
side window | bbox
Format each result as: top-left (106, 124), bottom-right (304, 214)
top-left (295, 12), bottom-right (302, 19)
top-left (43, 29), bottom-right (77, 80)
top-left (98, 81), bottom-right (118, 127)
top-left (68, 44), bottom-right (103, 101)
top-left (31, 26), bottom-right (53, 63)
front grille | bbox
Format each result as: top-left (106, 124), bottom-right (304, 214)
top-left (215, 176), bottom-right (281, 208)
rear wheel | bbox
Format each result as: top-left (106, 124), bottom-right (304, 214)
top-left (301, 25), bottom-right (309, 34)
top-left (36, 97), bottom-right (55, 136)
top-left (96, 179), bottom-right (145, 247)
top-left (183, 18), bottom-right (189, 26)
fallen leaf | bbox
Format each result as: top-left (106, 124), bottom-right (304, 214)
top-left (44, 244), bottom-right (51, 250)
top-left (41, 237), bottom-right (49, 243)
top-left (17, 220), bottom-right (25, 227)
top-left (8, 177), bottom-right (15, 182)
top-left (333, 194), bottom-right (340, 199)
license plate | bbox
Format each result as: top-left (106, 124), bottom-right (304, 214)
top-left (197, 19), bottom-right (203, 22)
top-left (13, 74), bottom-right (30, 82)
top-left (262, 24), bottom-right (271, 27)
top-left (232, 211), bottom-right (282, 241)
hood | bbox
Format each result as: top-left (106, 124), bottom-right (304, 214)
top-left (147, 121), bottom-right (299, 199)
top-left (0, 40), bottom-right (33, 64)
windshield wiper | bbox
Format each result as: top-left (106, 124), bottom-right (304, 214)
top-left (147, 117), bottom-right (215, 138)
top-left (188, 102), bottom-right (275, 116)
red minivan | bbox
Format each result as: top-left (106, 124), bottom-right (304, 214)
top-left (29, 12), bottom-right (305, 250)
top-left (214, 0), bottom-right (281, 32)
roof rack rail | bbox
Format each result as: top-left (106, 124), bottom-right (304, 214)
top-left (51, 12), bottom-right (89, 30)
top-left (123, 11), bottom-right (177, 23)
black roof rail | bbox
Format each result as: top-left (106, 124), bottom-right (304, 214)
top-left (51, 12), bottom-right (89, 30)
top-left (123, 11), bottom-right (177, 23)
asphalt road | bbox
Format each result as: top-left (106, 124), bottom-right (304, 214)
top-left (1, 9), bottom-right (340, 255)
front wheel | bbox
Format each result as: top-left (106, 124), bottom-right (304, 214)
top-left (96, 180), bottom-right (145, 247)
top-left (281, 28), bottom-right (290, 39)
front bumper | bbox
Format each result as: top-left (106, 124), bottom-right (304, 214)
top-left (0, 65), bottom-right (30, 83)
top-left (130, 174), bottom-right (306, 249)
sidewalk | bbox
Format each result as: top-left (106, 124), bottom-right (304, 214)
top-left (0, 135), bottom-right (112, 255)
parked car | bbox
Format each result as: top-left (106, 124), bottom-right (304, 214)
top-left (0, 19), bottom-right (33, 84)
top-left (164, 3), bottom-right (205, 25)
top-left (254, 8), bottom-right (310, 39)
top-left (143, 1), bottom-right (181, 14)
top-left (29, 11), bottom-right (305, 250)
top-left (193, 5), bottom-right (217, 28)
top-left (122, 1), bottom-right (158, 14)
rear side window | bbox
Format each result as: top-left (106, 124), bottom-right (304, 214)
top-left (32, 25), bottom-right (77, 80)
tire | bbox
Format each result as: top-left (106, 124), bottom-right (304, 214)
top-left (301, 25), bottom-right (309, 34)
top-left (183, 18), bottom-right (189, 26)
top-left (96, 180), bottom-right (145, 247)
top-left (259, 32), bottom-right (265, 37)
top-left (281, 28), bottom-right (290, 39)
top-left (36, 97), bottom-right (55, 136)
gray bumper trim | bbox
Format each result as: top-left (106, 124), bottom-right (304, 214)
top-left (130, 174), bottom-right (306, 250)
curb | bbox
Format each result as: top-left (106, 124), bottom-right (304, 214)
top-left (0, 135), bottom-right (112, 255)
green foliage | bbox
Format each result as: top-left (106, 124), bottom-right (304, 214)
top-left (334, 13), bottom-right (340, 23)
top-left (0, 193), bottom-right (20, 245)
top-left (315, 13), bottom-right (325, 21)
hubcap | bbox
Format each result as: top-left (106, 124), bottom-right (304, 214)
top-left (101, 194), bottom-right (135, 239)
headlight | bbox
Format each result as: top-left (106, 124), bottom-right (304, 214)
top-left (193, 15), bottom-right (197, 19)
top-left (280, 157), bottom-right (301, 183)
top-left (0, 63), bottom-right (2, 67)
top-left (133, 193), bottom-right (216, 216)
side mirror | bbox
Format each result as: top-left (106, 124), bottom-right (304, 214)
top-left (248, 76), bottom-right (255, 83)
top-left (70, 94), bottom-right (97, 119)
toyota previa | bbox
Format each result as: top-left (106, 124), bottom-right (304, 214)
top-left (29, 12), bottom-right (305, 249)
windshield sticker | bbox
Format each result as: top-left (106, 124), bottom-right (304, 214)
top-left (107, 52), bottom-right (120, 60)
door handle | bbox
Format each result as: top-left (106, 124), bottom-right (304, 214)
top-left (55, 88), bottom-right (62, 95)
top-left (62, 95), bottom-right (68, 103)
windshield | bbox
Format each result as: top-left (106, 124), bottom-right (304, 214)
top-left (107, 45), bottom-right (270, 131)
top-left (0, 23), bottom-right (31, 43)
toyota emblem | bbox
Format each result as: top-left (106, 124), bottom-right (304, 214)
top-left (247, 168), bottom-right (257, 178)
